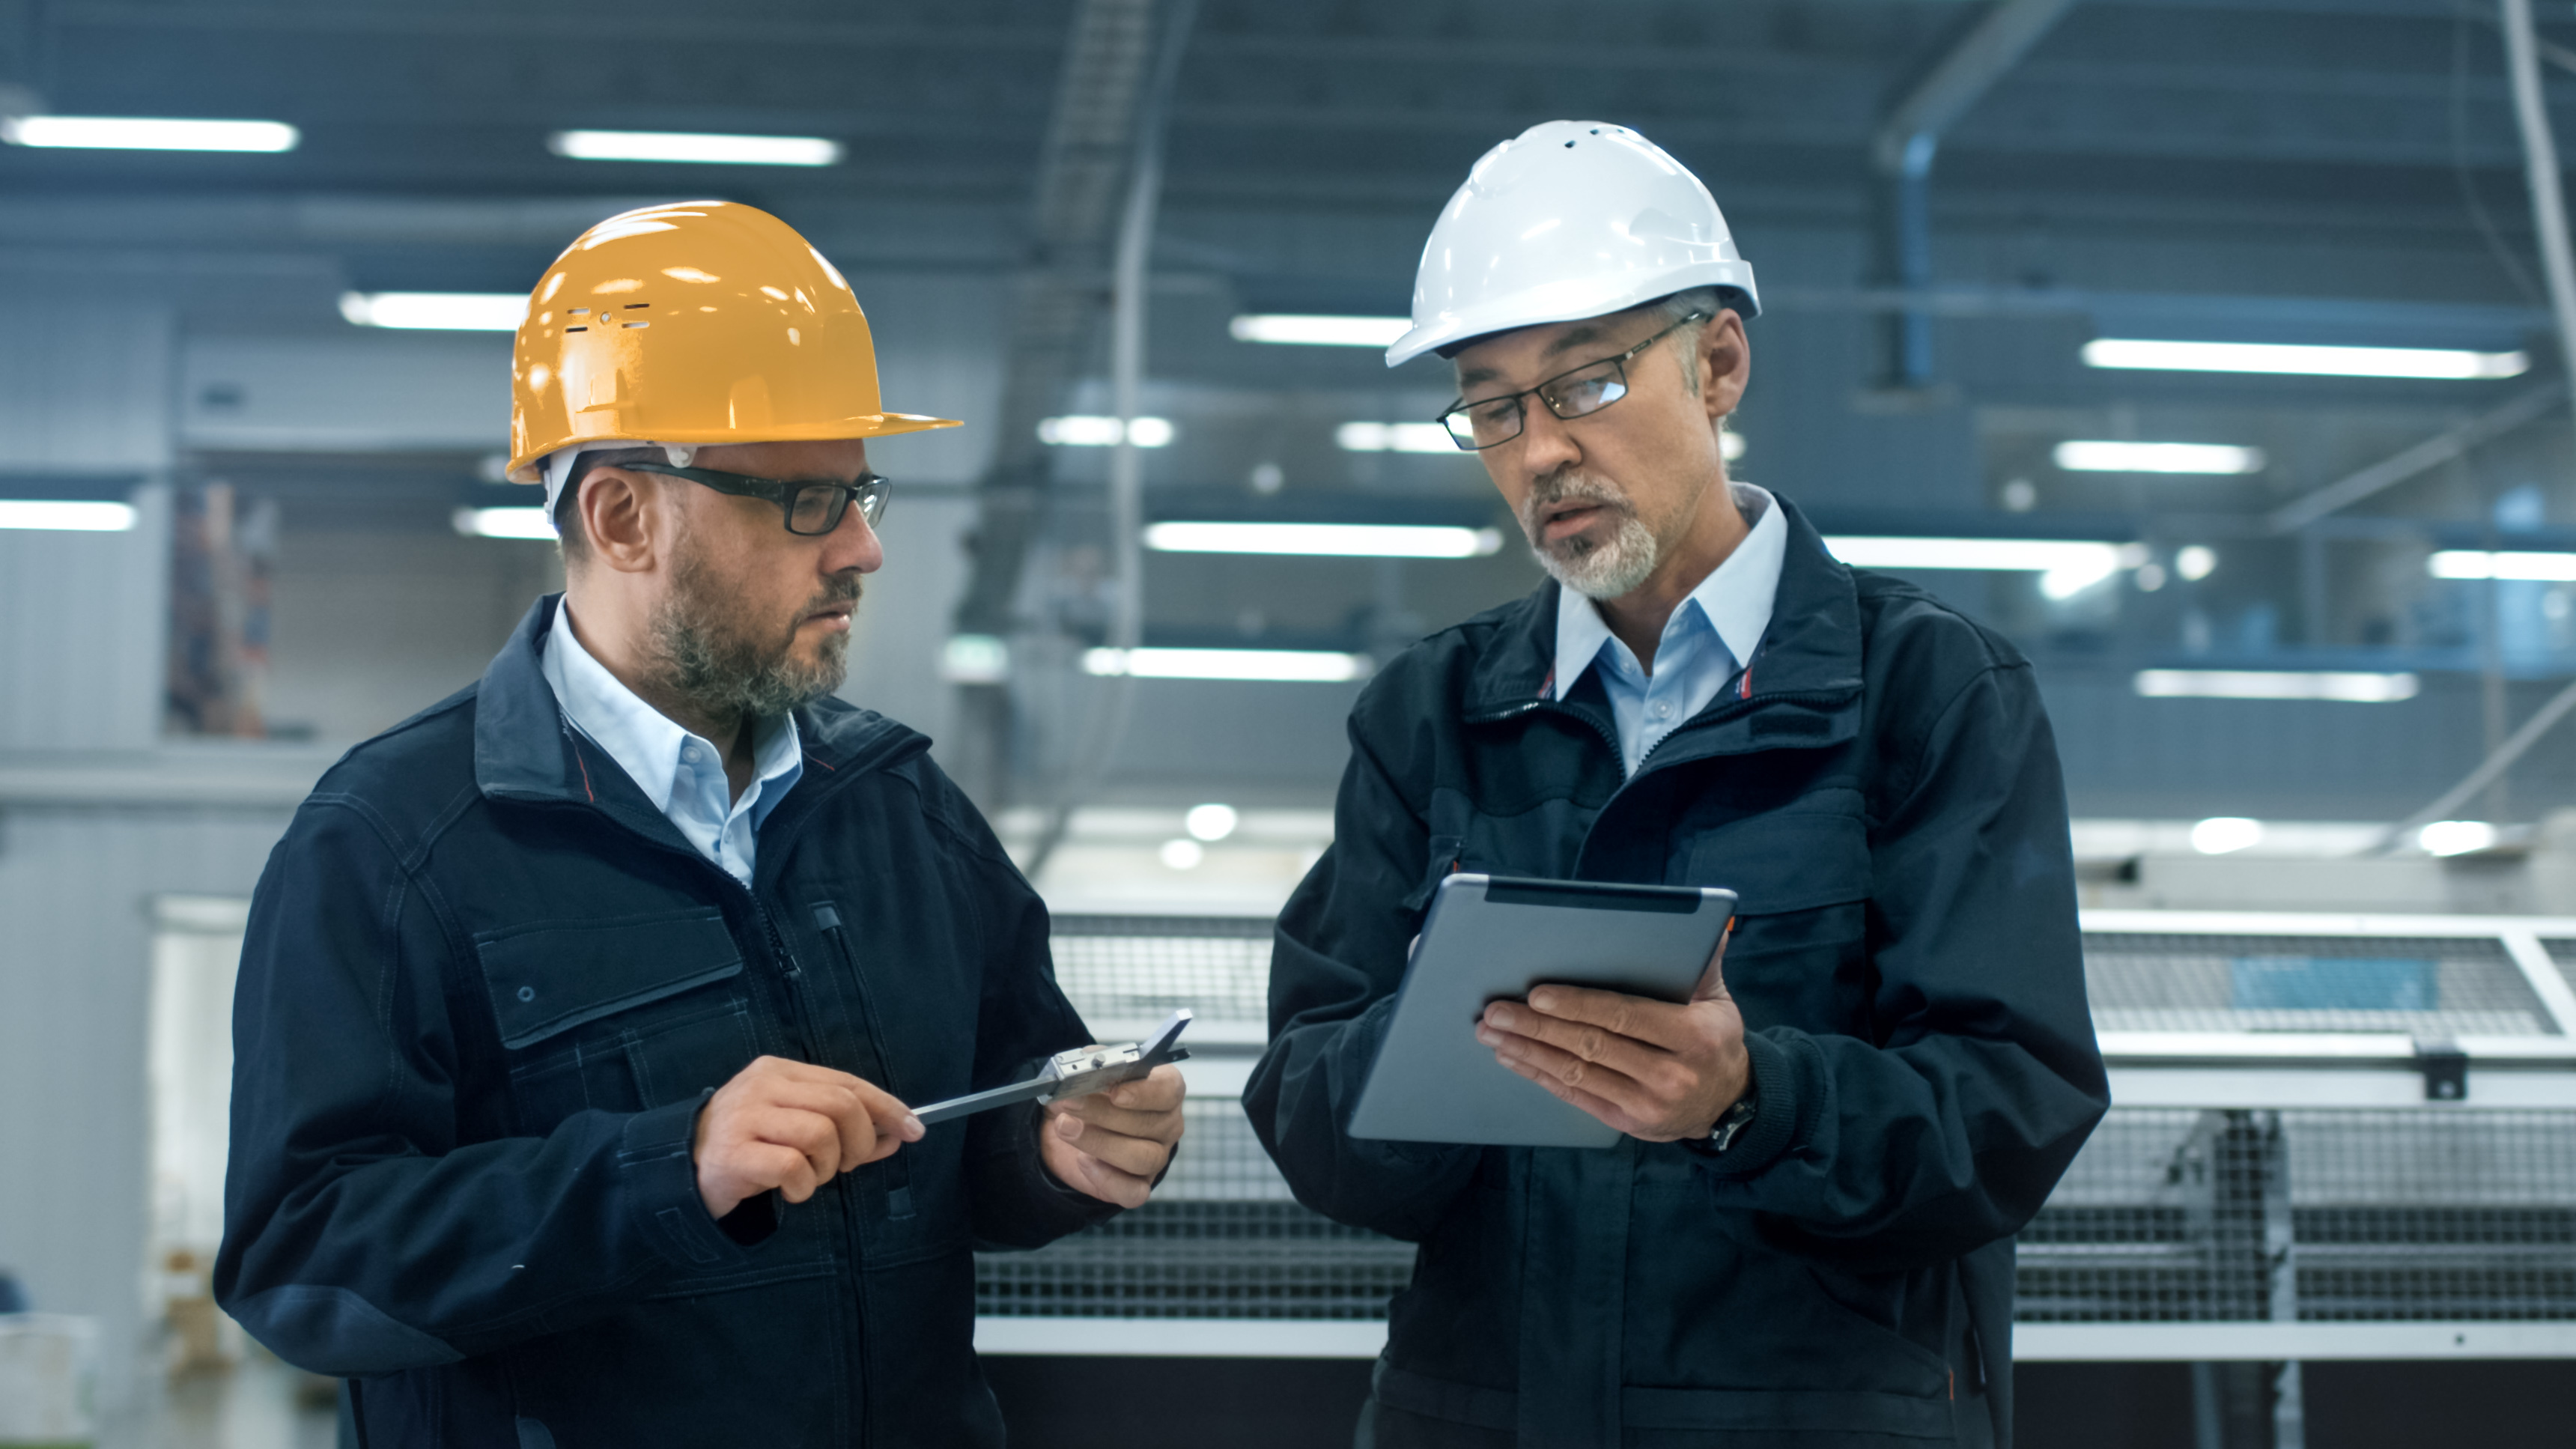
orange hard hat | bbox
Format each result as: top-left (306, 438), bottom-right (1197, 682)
top-left (504, 201), bottom-right (959, 484)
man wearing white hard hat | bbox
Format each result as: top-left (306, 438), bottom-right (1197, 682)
top-left (217, 201), bottom-right (1183, 1445)
top-left (1245, 123), bottom-right (2106, 1447)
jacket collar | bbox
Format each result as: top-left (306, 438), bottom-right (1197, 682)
top-left (1464, 494), bottom-right (1866, 753)
top-left (474, 595), bottom-right (926, 812)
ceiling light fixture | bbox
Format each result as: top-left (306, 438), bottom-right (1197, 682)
top-left (2082, 338), bottom-right (2530, 380)
top-left (2053, 440), bottom-right (2266, 475)
top-left (1081, 647), bottom-right (1370, 682)
top-left (0, 115), bottom-right (297, 152)
top-left (451, 507), bottom-right (554, 540)
top-left (1335, 422), bottom-right (1459, 454)
top-left (1228, 315), bottom-right (1411, 347)
top-left (546, 130), bottom-right (842, 166)
top-left (2428, 550), bottom-right (2576, 581)
top-left (1038, 416), bottom-right (1172, 447)
top-left (1143, 521), bottom-right (1502, 559)
top-left (1184, 804), bottom-right (1239, 842)
top-left (2189, 817), bottom-right (2264, 855)
top-left (2133, 669), bottom-right (2420, 702)
top-left (2419, 820), bottom-right (2500, 857)
top-left (341, 292), bottom-right (527, 331)
top-left (0, 499), bottom-right (137, 531)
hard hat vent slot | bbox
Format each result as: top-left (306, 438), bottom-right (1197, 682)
top-left (569, 308), bottom-right (589, 315)
top-left (625, 303), bottom-right (649, 309)
top-left (622, 321), bottom-right (648, 329)
top-left (565, 326), bottom-right (587, 332)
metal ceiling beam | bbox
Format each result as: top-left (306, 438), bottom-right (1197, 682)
top-left (2263, 382), bottom-right (2563, 535)
top-left (944, 0), bottom-right (1192, 807)
top-left (1869, 0), bottom-right (2077, 388)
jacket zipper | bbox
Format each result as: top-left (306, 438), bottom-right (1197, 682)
top-left (812, 903), bottom-right (916, 1220)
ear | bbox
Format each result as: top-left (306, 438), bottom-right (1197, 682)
top-left (1700, 309), bottom-right (1750, 422)
top-left (575, 467), bottom-right (669, 576)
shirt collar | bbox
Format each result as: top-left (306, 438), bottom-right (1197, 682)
top-left (541, 601), bottom-right (804, 821)
top-left (1551, 482), bottom-right (1786, 699)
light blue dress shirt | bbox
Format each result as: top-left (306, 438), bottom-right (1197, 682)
top-left (540, 604), bottom-right (805, 887)
top-left (1551, 483), bottom-right (1787, 777)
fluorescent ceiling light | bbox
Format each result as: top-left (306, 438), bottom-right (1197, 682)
top-left (1823, 536), bottom-right (2125, 572)
top-left (451, 506), bottom-right (554, 540)
top-left (2083, 338), bottom-right (2530, 380)
top-left (341, 291), bottom-right (527, 331)
top-left (0, 499), bottom-right (136, 531)
top-left (1038, 416), bottom-right (1172, 447)
top-left (2428, 550), bottom-right (2576, 581)
top-left (2190, 816), bottom-right (2264, 856)
top-left (547, 130), bottom-right (842, 166)
top-left (2419, 820), bottom-right (2499, 857)
top-left (1184, 804), bottom-right (1239, 842)
top-left (0, 115), bottom-right (297, 152)
top-left (2053, 440), bottom-right (2265, 475)
top-left (2133, 669), bottom-right (2420, 702)
top-left (1082, 647), bottom-right (1369, 681)
top-left (1337, 422), bottom-right (1458, 454)
top-left (1229, 314), bottom-right (1412, 347)
top-left (1143, 521), bottom-right (1501, 558)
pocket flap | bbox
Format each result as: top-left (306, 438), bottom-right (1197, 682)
top-left (1688, 811), bottom-right (1871, 915)
top-left (478, 908), bottom-right (745, 1050)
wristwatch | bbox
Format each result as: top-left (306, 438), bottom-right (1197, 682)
top-left (1681, 1093), bottom-right (1758, 1157)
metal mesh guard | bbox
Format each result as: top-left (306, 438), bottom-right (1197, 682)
top-left (980, 917), bottom-right (2576, 1326)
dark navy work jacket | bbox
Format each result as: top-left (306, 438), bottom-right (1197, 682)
top-left (1245, 497), bottom-right (2109, 1448)
top-left (216, 595), bottom-right (1113, 1447)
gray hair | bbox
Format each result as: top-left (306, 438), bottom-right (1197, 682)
top-left (1639, 286), bottom-right (1730, 394)
top-left (551, 446), bottom-right (670, 565)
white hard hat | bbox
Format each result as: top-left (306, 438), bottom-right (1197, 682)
top-left (1386, 121), bottom-right (1760, 370)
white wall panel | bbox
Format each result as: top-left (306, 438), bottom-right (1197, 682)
top-left (0, 300), bottom-right (174, 473)
top-left (0, 805), bottom-right (293, 1430)
top-left (0, 485), bottom-right (171, 752)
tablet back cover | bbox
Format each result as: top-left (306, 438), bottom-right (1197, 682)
top-left (1346, 875), bottom-right (1734, 1149)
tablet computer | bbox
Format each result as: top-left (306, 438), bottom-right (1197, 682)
top-left (1347, 874), bottom-right (1737, 1149)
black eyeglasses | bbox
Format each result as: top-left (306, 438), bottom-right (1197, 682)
top-left (622, 461), bottom-right (890, 536)
top-left (1436, 311), bottom-right (1710, 451)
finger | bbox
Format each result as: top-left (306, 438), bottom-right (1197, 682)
top-left (1481, 1000), bottom-right (1677, 1081)
top-left (743, 1078), bottom-right (878, 1170)
top-left (1691, 920), bottom-right (1735, 1004)
top-left (1053, 1116), bottom-right (1176, 1178)
top-left (1484, 1033), bottom-right (1663, 1121)
top-left (1496, 1052), bottom-right (1647, 1135)
top-left (1049, 1092), bottom-right (1185, 1143)
top-left (845, 1075), bottom-right (924, 1142)
top-left (744, 1103), bottom-right (847, 1182)
top-left (1516, 984), bottom-right (1696, 1053)
top-left (1041, 1124), bottom-right (1153, 1208)
top-left (1105, 1065), bottom-right (1186, 1112)
top-left (739, 1140), bottom-right (821, 1204)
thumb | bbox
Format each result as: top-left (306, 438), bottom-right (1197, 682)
top-left (1690, 919), bottom-right (1735, 1003)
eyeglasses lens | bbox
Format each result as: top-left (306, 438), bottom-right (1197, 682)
top-left (788, 486), bottom-right (845, 535)
top-left (1544, 363), bottom-right (1626, 419)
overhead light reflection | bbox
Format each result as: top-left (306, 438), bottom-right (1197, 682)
top-left (547, 130), bottom-right (842, 166)
top-left (1144, 522), bottom-right (1501, 558)
top-left (2083, 338), bottom-right (2530, 380)
top-left (452, 507), bottom-right (554, 539)
top-left (0, 115), bottom-right (297, 152)
top-left (1082, 648), bottom-right (1370, 681)
top-left (2428, 550), bottom-right (2576, 581)
top-left (2053, 440), bottom-right (2266, 475)
top-left (341, 292), bottom-right (527, 331)
top-left (1228, 315), bottom-right (1412, 347)
top-left (0, 500), bottom-right (137, 531)
top-left (2133, 669), bottom-right (2419, 702)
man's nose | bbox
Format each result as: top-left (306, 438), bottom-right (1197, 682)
top-left (1515, 401), bottom-right (1582, 480)
top-left (824, 504), bottom-right (884, 574)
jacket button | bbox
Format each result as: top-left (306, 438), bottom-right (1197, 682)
top-left (517, 986), bottom-right (536, 1002)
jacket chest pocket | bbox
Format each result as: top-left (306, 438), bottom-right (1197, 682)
top-left (479, 908), bottom-right (760, 1134)
top-left (1684, 808), bottom-right (1874, 1038)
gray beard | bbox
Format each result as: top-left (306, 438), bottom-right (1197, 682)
top-left (1521, 472), bottom-right (1663, 600)
top-left (647, 547), bottom-right (854, 725)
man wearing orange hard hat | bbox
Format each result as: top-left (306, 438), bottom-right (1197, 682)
top-left (217, 201), bottom-right (1183, 1445)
